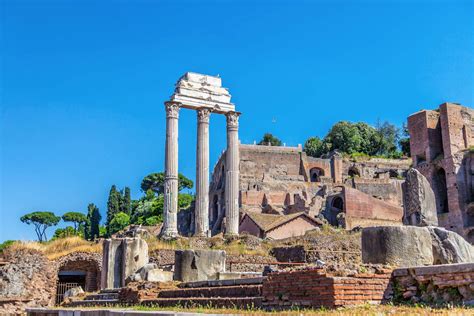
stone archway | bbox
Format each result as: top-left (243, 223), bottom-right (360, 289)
top-left (309, 167), bottom-right (324, 182)
top-left (56, 252), bottom-right (102, 292)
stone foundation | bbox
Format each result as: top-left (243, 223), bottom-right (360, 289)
top-left (392, 263), bottom-right (474, 304)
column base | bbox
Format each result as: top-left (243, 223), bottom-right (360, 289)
top-left (160, 230), bottom-right (179, 240)
top-left (193, 231), bottom-right (210, 238)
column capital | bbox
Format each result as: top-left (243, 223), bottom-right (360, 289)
top-left (197, 108), bottom-right (211, 124)
top-left (165, 101), bottom-right (181, 119)
top-left (226, 111), bottom-right (240, 129)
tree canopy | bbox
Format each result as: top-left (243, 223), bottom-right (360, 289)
top-left (62, 212), bottom-right (87, 232)
top-left (109, 212), bottom-right (130, 235)
top-left (140, 172), bottom-right (193, 195)
top-left (304, 120), bottom-right (407, 158)
top-left (258, 133), bottom-right (282, 146)
top-left (20, 211), bottom-right (61, 242)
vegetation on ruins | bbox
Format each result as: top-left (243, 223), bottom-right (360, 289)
top-left (131, 172), bottom-right (194, 227)
top-left (108, 212), bottom-right (131, 235)
top-left (20, 211), bottom-right (61, 242)
top-left (303, 120), bottom-right (409, 158)
top-left (258, 133), bottom-right (283, 146)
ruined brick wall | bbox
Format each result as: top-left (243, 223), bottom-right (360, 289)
top-left (262, 268), bottom-right (392, 309)
top-left (408, 103), bottom-right (474, 241)
top-left (342, 187), bottom-right (403, 229)
top-left (392, 263), bottom-right (474, 304)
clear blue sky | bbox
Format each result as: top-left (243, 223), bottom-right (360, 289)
top-left (1, 0), bottom-right (473, 242)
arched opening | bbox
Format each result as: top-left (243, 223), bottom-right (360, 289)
top-left (435, 168), bottom-right (449, 214)
top-left (55, 253), bottom-right (101, 305)
top-left (325, 196), bottom-right (344, 226)
top-left (348, 167), bottom-right (360, 178)
top-left (310, 167), bottom-right (324, 182)
top-left (332, 196), bottom-right (344, 211)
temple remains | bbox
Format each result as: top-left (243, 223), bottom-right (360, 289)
top-left (161, 73), bottom-right (474, 243)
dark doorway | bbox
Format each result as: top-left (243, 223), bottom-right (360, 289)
top-left (56, 271), bottom-right (86, 305)
top-left (212, 195), bottom-right (219, 226)
top-left (310, 168), bottom-right (324, 182)
top-left (435, 168), bottom-right (449, 214)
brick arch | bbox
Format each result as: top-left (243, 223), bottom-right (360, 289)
top-left (55, 252), bottom-right (102, 292)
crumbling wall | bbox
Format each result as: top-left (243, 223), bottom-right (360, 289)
top-left (392, 263), bottom-right (474, 304)
top-left (0, 249), bottom-right (57, 314)
top-left (262, 268), bottom-right (392, 309)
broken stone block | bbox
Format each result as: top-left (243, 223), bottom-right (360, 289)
top-left (428, 227), bottom-right (474, 264)
top-left (174, 249), bottom-right (226, 282)
top-left (403, 168), bottom-right (438, 226)
top-left (362, 226), bottom-right (433, 267)
top-left (63, 286), bottom-right (84, 300)
top-left (146, 269), bottom-right (173, 282)
top-left (101, 237), bottom-right (149, 289)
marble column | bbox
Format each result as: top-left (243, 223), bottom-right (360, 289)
top-left (194, 108), bottom-right (211, 236)
top-left (162, 102), bottom-right (180, 238)
top-left (225, 111), bottom-right (240, 235)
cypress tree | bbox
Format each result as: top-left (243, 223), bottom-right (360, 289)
top-left (86, 203), bottom-right (101, 240)
top-left (121, 187), bottom-right (132, 215)
top-left (106, 185), bottom-right (121, 235)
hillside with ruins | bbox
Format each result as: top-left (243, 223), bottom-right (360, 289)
top-left (1, 73), bottom-right (474, 316)
top-left (1, 1), bottom-right (473, 314)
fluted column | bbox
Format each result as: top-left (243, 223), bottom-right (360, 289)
top-left (225, 111), bottom-right (240, 235)
top-left (194, 108), bottom-right (211, 236)
top-left (162, 102), bottom-right (180, 239)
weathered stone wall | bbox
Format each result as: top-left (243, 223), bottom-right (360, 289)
top-left (262, 268), bottom-right (392, 309)
top-left (0, 249), bottom-right (57, 314)
top-left (392, 263), bottom-right (474, 304)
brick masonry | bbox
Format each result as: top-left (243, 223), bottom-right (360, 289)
top-left (392, 263), bottom-right (474, 304)
top-left (262, 268), bottom-right (392, 309)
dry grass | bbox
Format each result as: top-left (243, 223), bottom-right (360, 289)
top-left (8, 236), bottom-right (101, 260)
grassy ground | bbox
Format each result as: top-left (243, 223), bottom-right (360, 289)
top-left (63, 304), bottom-right (473, 315)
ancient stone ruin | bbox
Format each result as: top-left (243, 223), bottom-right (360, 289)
top-left (161, 73), bottom-right (240, 238)
top-left (3, 73), bottom-right (474, 315)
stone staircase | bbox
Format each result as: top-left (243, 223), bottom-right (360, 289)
top-left (65, 288), bottom-right (121, 307)
top-left (66, 277), bottom-right (264, 309)
top-left (141, 277), bottom-right (264, 309)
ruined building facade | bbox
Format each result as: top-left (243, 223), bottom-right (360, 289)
top-left (408, 102), bottom-right (474, 242)
top-left (209, 143), bottom-right (411, 236)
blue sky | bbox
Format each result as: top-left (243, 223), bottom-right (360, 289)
top-left (1, 0), bottom-right (473, 242)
